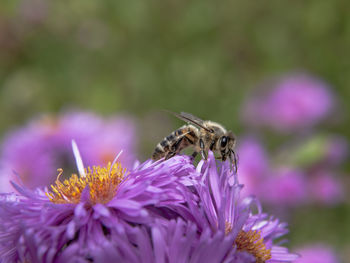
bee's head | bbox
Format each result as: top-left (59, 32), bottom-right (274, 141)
top-left (219, 131), bottom-right (236, 161)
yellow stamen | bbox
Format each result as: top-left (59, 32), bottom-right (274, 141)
top-left (226, 223), bottom-right (272, 263)
top-left (46, 162), bottom-right (126, 205)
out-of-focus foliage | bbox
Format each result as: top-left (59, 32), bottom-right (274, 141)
top-left (0, 0), bottom-right (349, 133)
top-left (0, 0), bottom-right (349, 262)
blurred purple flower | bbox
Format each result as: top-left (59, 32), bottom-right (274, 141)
top-left (295, 244), bottom-right (339, 263)
top-left (57, 112), bottom-right (137, 167)
top-left (236, 135), bottom-right (345, 207)
top-left (324, 136), bottom-right (348, 166)
top-left (0, 111), bottom-right (137, 192)
top-left (243, 74), bottom-right (334, 132)
top-left (236, 138), bottom-right (308, 207)
top-left (0, 145), bottom-right (298, 262)
top-left (261, 168), bottom-right (308, 206)
top-left (18, 0), bottom-right (48, 25)
top-left (236, 137), bottom-right (270, 197)
top-left (308, 171), bottom-right (343, 205)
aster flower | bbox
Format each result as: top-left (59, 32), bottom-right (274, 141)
top-left (295, 244), bottom-right (339, 263)
top-left (0, 111), bottom-right (137, 191)
top-left (0, 142), bottom-right (198, 262)
top-left (242, 73), bottom-right (334, 132)
top-left (189, 151), bottom-right (298, 262)
top-left (88, 219), bottom-right (237, 263)
top-left (0, 142), bottom-right (297, 262)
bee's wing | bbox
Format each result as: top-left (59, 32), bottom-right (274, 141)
top-left (170, 111), bottom-right (213, 133)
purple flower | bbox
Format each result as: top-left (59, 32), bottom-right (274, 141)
top-left (0, 124), bottom-right (53, 192)
top-left (236, 136), bottom-right (346, 207)
top-left (295, 244), bottom-right (339, 263)
top-left (261, 168), bottom-right (307, 206)
top-left (18, 0), bottom-right (48, 25)
top-left (323, 135), bottom-right (348, 166)
top-left (236, 137), bottom-right (270, 197)
top-left (236, 138), bottom-right (308, 207)
top-left (190, 152), bottom-right (298, 262)
top-left (89, 219), bottom-right (237, 263)
top-left (242, 74), bottom-right (334, 132)
top-left (0, 111), bottom-right (137, 192)
top-left (0, 144), bottom-right (297, 262)
top-left (308, 171), bottom-right (343, 205)
top-left (0, 148), bottom-right (197, 262)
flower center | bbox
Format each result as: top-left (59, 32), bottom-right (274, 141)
top-left (47, 162), bottom-right (126, 204)
top-left (226, 223), bottom-right (271, 263)
top-left (235, 230), bottom-right (271, 263)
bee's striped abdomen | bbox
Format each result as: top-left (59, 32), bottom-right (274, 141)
top-left (152, 131), bottom-right (176, 160)
top-left (152, 125), bottom-right (197, 160)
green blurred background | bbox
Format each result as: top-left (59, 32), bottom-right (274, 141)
top-left (0, 0), bottom-right (349, 261)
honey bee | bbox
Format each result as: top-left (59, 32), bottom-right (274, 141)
top-left (152, 112), bottom-right (237, 171)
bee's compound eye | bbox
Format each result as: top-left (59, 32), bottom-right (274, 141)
top-left (221, 136), bottom-right (228, 147)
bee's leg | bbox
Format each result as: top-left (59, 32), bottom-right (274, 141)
top-left (229, 150), bottom-right (238, 173)
top-left (191, 151), bottom-right (198, 160)
top-left (200, 151), bottom-right (206, 160)
top-left (199, 139), bottom-right (207, 160)
top-left (233, 151), bottom-right (238, 173)
top-left (228, 153), bottom-right (233, 171)
top-left (221, 151), bottom-right (227, 161)
top-left (165, 136), bottom-right (184, 160)
top-left (165, 151), bottom-right (177, 160)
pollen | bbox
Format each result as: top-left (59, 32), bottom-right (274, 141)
top-left (47, 162), bottom-right (126, 205)
top-left (226, 223), bottom-right (271, 263)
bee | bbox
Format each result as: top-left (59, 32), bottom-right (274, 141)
top-left (152, 112), bottom-right (237, 171)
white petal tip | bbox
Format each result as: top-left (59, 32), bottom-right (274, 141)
top-left (72, 140), bottom-right (86, 177)
top-left (109, 150), bottom-right (124, 176)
